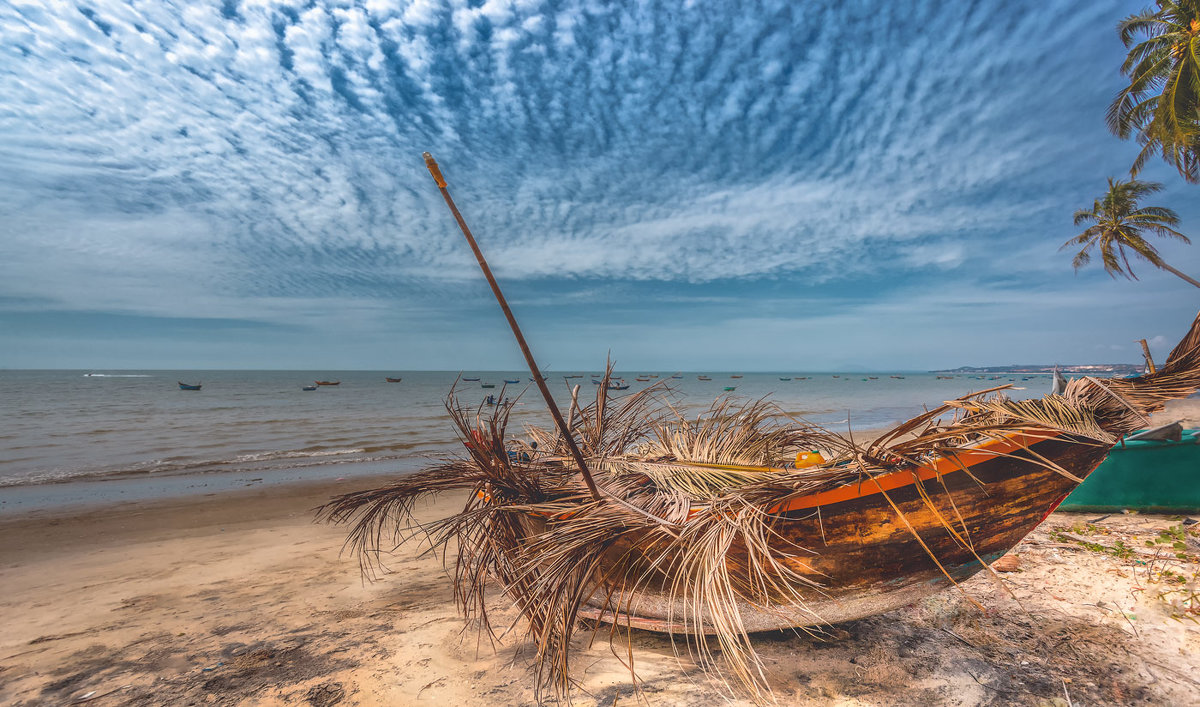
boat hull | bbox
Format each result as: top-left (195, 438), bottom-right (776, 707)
top-left (580, 433), bottom-right (1112, 633)
top-left (1059, 430), bottom-right (1200, 513)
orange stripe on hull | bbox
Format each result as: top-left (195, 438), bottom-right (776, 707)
top-left (766, 430), bottom-right (1061, 514)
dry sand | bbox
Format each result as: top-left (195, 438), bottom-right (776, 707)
top-left (1, 476), bottom-right (1198, 707)
top-left (1150, 397), bottom-right (1200, 428)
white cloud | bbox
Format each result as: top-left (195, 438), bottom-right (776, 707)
top-left (2, 0), bottom-right (1195, 368)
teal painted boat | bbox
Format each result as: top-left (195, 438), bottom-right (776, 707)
top-left (1060, 427), bottom-right (1200, 513)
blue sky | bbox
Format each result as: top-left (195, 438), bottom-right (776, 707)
top-left (1, 0), bottom-right (1196, 371)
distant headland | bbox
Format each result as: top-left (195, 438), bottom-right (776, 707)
top-left (931, 364), bottom-right (1145, 375)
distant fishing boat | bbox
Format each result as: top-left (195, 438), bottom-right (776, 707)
top-left (890, 375), bottom-right (905, 379)
top-left (697, 376), bottom-right (712, 381)
top-left (723, 386), bottom-right (736, 391)
top-left (779, 377), bottom-right (791, 381)
top-left (386, 377), bottom-right (403, 383)
top-left (670, 375), bottom-right (683, 379)
top-left (730, 375), bottom-right (743, 379)
top-left (635, 377), bottom-right (650, 382)
top-left (302, 385), bottom-right (317, 391)
top-left (463, 377), bottom-right (481, 382)
top-left (178, 381), bottom-right (201, 391)
top-left (504, 379), bottom-right (520, 384)
top-left (607, 383), bottom-right (630, 390)
top-left (315, 380), bottom-right (340, 386)
top-left (482, 383), bottom-right (496, 389)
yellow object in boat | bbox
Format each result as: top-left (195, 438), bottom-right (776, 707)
top-left (795, 450), bottom-right (825, 468)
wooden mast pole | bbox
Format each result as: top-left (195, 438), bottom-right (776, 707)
top-left (1137, 338), bottom-right (1157, 374)
top-left (423, 152), bottom-right (602, 501)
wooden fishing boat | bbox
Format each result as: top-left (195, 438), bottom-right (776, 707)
top-left (327, 154), bottom-right (1200, 702)
top-left (779, 377), bottom-right (791, 381)
top-left (571, 429), bottom-right (1108, 634)
top-left (177, 381), bottom-right (201, 390)
top-left (481, 383), bottom-right (495, 388)
top-left (1059, 425), bottom-right (1200, 513)
top-left (315, 380), bottom-right (340, 386)
top-left (504, 379), bottom-right (521, 384)
top-left (326, 308), bottom-right (1200, 695)
top-left (462, 377), bottom-right (480, 382)
top-left (302, 385), bottom-right (317, 391)
top-left (723, 385), bottom-right (736, 391)
top-left (386, 377), bottom-right (403, 383)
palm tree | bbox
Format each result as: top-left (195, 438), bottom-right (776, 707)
top-left (1106, 1), bottom-right (1200, 183)
top-left (1063, 177), bottom-right (1200, 288)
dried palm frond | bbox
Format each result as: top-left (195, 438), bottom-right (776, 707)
top-left (642, 395), bottom-right (821, 466)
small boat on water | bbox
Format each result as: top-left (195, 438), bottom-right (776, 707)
top-left (635, 377), bottom-right (651, 382)
top-left (302, 385), bottom-right (318, 391)
top-left (723, 386), bottom-right (736, 391)
top-left (482, 383), bottom-right (496, 389)
top-left (697, 375), bottom-right (712, 381)
top-left (386, 377), bottom-right (403, 383)
top-left (730, 375), bottom-right (743, 379)
top-left (670, 375), bottom-right (683, 379)
top-left (504, 379), bottom-right (520, 384)
top-left (463, 377), bottom-right (481, 382)
top-left (779, 377), bottom-right (791, 381)
top-left (178, 381), bottom-right (201, 391)
top-left (315, 380), bottom-right (340, 386)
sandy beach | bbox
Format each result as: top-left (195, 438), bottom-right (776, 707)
top-left (0, 461), bottom-right (1198, 706)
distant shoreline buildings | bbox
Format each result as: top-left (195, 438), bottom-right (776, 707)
top-left (931, 363), bottom-right (1145, 375)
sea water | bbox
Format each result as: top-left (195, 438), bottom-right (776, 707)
top-left (0, 369), bottom-right (1052, 510)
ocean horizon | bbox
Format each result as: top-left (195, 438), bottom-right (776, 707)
top-left (0, 368), bottom-right (1066, 509)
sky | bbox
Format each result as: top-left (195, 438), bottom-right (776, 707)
top-left (1, 0), bottom-right (1197, 371)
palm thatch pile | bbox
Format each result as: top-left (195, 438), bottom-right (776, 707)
top-left (320, 312), bottom-right (1200, 703)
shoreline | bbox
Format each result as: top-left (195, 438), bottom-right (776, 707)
top-left (0, 457), bottom-right (423, 518)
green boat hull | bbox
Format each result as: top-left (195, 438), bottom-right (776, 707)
top-left (1060, 430), bottom-right (1200, 513)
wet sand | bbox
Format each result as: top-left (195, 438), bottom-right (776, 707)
top-left (1, 470), bottom-right (1198, 706)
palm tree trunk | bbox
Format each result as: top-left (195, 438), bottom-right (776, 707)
top-left (1158, 261), bottom-right (1200, 289)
